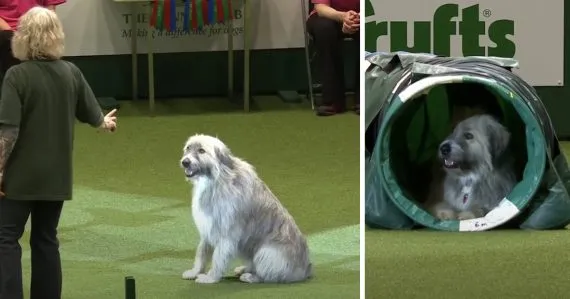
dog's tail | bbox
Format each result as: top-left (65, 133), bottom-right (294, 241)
top-left (306, 263), bottom-right (314, 279)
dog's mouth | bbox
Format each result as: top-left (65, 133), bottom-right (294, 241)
top-left (443, 159), bottom-right (460, 169)
top-left (184, 168), bottom-right (198, 178)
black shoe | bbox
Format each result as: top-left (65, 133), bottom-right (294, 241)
top-left (316, 104), bottom-right (346, 116)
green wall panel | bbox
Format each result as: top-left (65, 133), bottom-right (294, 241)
top-left (65, 45), bottom-right (358, 101)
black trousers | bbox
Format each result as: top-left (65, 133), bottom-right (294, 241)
top-left (307, 13), bottom-right (359, 108)
top-left (0, 199), bottom-right (64, 299)
top-left (0, 30), bottom-right (19, 83)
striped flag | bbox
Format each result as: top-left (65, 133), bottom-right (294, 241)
top-left (155, 0), bottom-right (164, 30)
top-left (207, 0), bottom-right (215, 25)
top-left (169, 0), bottom-right (177, 31)
top-left (150, 0), bottom-right (159, 27)
top-left (195, 0), bottom-right (204, 28)
top-left (227, 0), bottom-right (233, 19)
top-left (151, 0), bottom-right (235, 31)
top-left (163, 0), bottom-right (171, 31)
top-left (183, 0), bottom-right (190, 32)
top-left (191, 0), bottom-right (197, 29)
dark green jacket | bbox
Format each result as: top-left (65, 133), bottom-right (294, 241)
top-left (0, 60), bottom-right (103, 201)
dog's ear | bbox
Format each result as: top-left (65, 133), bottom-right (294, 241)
top-left (487, 118), bottom-right (510, 159)
top-left (215, 147), bottom-right (234, 169)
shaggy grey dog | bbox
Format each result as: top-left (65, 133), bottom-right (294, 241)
top-left (425, 114), bottom-right (517, 221)
top-left (179, 134), bottom-right (312, 284)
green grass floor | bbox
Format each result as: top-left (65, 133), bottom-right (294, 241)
top-left (365, 143), bottom-right (570, 299)
top-left (19, 97), bottom-right (360, 298)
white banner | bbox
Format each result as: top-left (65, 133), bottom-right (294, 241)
top-left (56, 0), bottom-right (307, 56)
top-left (365, 0), bottom-right (565, 86)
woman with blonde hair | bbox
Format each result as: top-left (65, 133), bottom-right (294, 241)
top-left (0, 7), bottom-right (117, 299)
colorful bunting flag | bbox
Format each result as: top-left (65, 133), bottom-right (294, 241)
top-left (227, 0), bottom-right (233, 19)
top-left (150, 0), bottom-right (235, 32)
top-left (163, 0), bottom-right (171, 31)
top-left (196, 0), bottom-right (204, 28)
top-left (215, 0), bottom-right (223, 23)
top-left (208, 0), bottom-right (215, 25)
top-left (150, 0), bottom-right (158, 27)
top-left (183, 0), bottom-right (190, 32)
top-left (155, 0), bottom-right (164, 31)
top-left (169, 0), bottom-right (177, 31)
top-left (191, 0), bottom-right (197, 30)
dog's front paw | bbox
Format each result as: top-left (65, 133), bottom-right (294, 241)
top-left (234, 265), bottom-right (249, 276)
top-left (239, 273), bottom-right (261, 283)
top-left (195, 274), bottom-right (221, 284)
top-left (182, 268), bottom-right (201, 280)
top-left (436, 209), bottom-right (456, 220)
top-left (457, 211), bottom-right (477, 220)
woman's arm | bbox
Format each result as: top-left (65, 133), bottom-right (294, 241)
top-left (0, 74), bottom-right (21, 195)
top-left (314, 3), bottom-right (345, 23)
top-left (43, 0), bottom-right (67, 11)
top-left (0, 125), bottom-right (19, 193)
top-left (0, 18), bottom-right (10, 30)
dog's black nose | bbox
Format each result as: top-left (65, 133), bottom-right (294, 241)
top-left (181, 158), bottom-right (191, 168)
top-left (440, 143), bottom-right (451, 156)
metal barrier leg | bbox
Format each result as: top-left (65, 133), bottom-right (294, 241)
top-left (130, 3), bottom-right (138, 102)
top-left (228, 13), bottom-right (234, 103)
top-left (301, 0), bottom-right (315, 110)
top-left (243, 0), bottom-right (251, 112)
top-left (147, 3), bottom-right (155, 116)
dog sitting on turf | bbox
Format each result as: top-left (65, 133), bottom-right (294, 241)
top-left (179, 134), bottom-right (312, 284)
top-left (424, 114), bottom-right (517, 221)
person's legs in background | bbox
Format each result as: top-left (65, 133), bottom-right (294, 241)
top-left (29, 201), bottom-right (64, 299)
top-left (307, 14), bottom-right (346, 116)
top-left (0, 199), bottom-right (31, 299)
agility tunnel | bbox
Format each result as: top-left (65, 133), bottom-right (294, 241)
top-left (365, 51), bottom-right (570, 232)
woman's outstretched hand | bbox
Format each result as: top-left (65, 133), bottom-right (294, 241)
top-left (100, 109), bottom-right (118, 132)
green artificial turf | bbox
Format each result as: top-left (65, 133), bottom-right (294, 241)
top-left (18, 97), bottom-right (360, 298)
top-left (365, 142), bottom-right (570, 299)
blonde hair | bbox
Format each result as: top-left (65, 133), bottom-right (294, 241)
top-left (12, 6), bottom-right (65, 61)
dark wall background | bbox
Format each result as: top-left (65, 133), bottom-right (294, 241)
top-left (64, 44), bottom-right (358, 101)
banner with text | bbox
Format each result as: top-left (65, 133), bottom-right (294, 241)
top-left (365, 0), bottom-right (564, 86)
top-left (57, 0), bottom-right (307, 56)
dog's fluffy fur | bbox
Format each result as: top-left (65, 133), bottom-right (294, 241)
top-left (425, 114), bottom-right (517, 220)
top-left (179, 134), bottom-right (312, 284)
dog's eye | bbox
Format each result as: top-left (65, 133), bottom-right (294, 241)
top-left (464, 132), bottom-right (474, 140)
top-left (198, 148), bottom-right (205, 154)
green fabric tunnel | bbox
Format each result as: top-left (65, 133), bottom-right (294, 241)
top-left (364, 52), bottom-right (570, 232)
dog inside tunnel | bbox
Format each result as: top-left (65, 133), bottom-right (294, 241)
top-left (387, 82), bottom-right (528, 208)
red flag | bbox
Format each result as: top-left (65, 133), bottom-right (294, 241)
top-left (201, 0), bottom-right (209, 25)
top-left (228, 0), bottom-right (233, 19)
top-left (150, 0), bottom-right (158, 27)
top-left (216, 0), bottom-right (224, 23)
top-left (164, 0), bottom-right (172, 31)
top-left (191, 0), bottom-right (198, 29)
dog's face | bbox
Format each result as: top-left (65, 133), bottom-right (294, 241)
top-left (438, 114), bottom-right (510, 175)
top-left (180, 134), bottom-right (234, 180)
